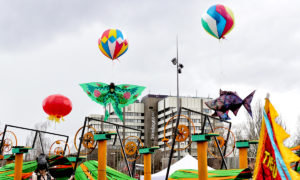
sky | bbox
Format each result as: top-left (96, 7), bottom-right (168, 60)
top-left (0, 0), bottom-right (299, 150)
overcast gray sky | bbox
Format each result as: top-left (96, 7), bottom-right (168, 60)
top-left (0, 0), bottom-right (299, 149)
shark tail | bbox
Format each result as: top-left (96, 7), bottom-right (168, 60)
top-left (243, 90), bottom-right (256, 117)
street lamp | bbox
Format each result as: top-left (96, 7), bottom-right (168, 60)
top-left (170, 56), bottom-right (183, 162)
top-left (166, 37), bottom-right (184, 180)
top-left (170, 58), bottom-right (184, 74)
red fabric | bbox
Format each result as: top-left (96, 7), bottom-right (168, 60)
top-left (216, 4), bottom-right (234, 38)
top-left (113, 39), bottom-right (123, 58)
top-left (42, 94), bottom-right (72, 118)
top-left (101, 29), bottom-right (110, 39)
top-left (255, 113), bottom-right (285, 179)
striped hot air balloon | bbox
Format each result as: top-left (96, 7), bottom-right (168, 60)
top-left (201, 4), bottom-right (234, 39)
top-left (98, 29), bottom-right (128, 60)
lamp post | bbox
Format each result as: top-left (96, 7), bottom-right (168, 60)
top-left (165, 37), bottom-right (184, 180)
top-left (171, 37), bottom-right (184, 161)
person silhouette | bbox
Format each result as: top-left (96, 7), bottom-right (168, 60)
top-left (31, 154), bottom-right (54, 180)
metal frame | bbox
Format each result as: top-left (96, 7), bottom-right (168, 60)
top-left (165, 107), bottom-right (182, 180)
top-left (182, 107), bottom-right (232, 169)
top-left (73, 117), bottom-right (143, 178)
top-left (164, 107), bottom-right (233, 179)
top-left (0, 124), bottom-right (69, 156)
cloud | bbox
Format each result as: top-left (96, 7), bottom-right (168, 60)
top-left (0, 0), bottom-right (299, 142)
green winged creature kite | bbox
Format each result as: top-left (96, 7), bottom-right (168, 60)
top-left (80, 82), bottom-right (145, 121)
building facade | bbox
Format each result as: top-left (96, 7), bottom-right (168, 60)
top-left (88, 94), bottom-right (221, 172)
top-left (89, 101), bottom-right (145, 145)
top-left (157, 96), bottom-right (213, 161)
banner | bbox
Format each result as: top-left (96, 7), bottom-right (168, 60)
top-left (253, 98), bottom-right (300, 179)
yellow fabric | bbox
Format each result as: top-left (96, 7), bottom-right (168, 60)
top-left (108, 29), bottom-right (117, 39)
top-left (48, 115), bottom-right (64, 123)
top-left (115, 43), bottom-right (128, 58)
top-left (101, 36), bottom-right (108, 43)
top-left (98, 44), bottom-right (110, 59)
top-left (252, 114), bottom-right (266, 179)
top-left (253, 98), bottom-right (300, 179)
top-left (267, 100), bottom-right (300, 178)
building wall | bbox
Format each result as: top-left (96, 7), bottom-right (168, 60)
top-left (86, 94), bottom-right (227, 172)
top-left (157, 96), bottom-right (213, 158)
top-left (89, 102), bottom-right (145, 143)
top-left (141, 94), bottom-right (167, 147)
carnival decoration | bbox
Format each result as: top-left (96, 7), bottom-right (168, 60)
top-left (98, 29), bottom-right (128, 60)
top-left (0, 155), bottom-right (73, 179)
top-left (205, 90), bottom-right (255, 120)
top-left (201, 4), bottom-right (235, 39)
top-left (80, 82), bottom-right (145, 121)
top-left (290, 145), bottom-right (300, 171)
top-left (290, 145), bottom-right (300, 152)
top-left (42, 94), bottom-right (72, 123)
top-left (75, 160), bottom-right (135, 179)
top-left (207, 127), bottom-right (236, 158)
top-left (48, 155), bottom-right (73, 178)
top-left (121, 136), bottom-right (144, 162)
top-left (49, 140), bottom-right (70, 156)
top-left (0, 131), bottom-right (17, 159)
top-left (169, 168), bottom-right (252, 179)
top-left (162, 115), bottom-right (196, 151)
top-left (253, 96), bottom-right (300, 179)
top-left (74, 125), bottom-right (97, 155)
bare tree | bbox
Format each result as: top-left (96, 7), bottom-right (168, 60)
top-left (232, 100), bottom-right (288, 157)
top-left (231, 101), bottom-right (263, 157)
top-left (25, 122), bottom-right (51, 161)
top-left (290, 115), bottom-right (300, 147)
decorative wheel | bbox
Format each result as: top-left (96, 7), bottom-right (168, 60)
top-left (125, 142), bottom-right (137, 155)
top-left (162, 115), bottom-right (195, 151)
top-left (208, 127), bottom-right (236, 158)
top-left (3, 138), bottom-right (13, 152)
top-left (176, 125), bottom-right (189, 142)
top-left (0, 131), bottom-right (17, 156)
top-left (49, 140), bottom-right (70, 156)
top-left (54, 147), bottom-right (64, 155)
top-left (121, 136), bottom-right (143, 162)
top-left (74, 125), bottom-right (97, 155)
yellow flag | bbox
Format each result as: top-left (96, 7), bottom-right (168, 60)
top-left (253, 97), bottom-right (300, 179)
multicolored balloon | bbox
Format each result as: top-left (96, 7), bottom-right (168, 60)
top-left (201, 4), bottom-right (234, 39)
top-left (98, 29), bottom-right (128, 60)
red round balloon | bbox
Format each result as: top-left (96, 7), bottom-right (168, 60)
top-left (42, 94), bottom-right (72, 123)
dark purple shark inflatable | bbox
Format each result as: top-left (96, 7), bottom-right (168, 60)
top-left (205, 90), bottom-right (255, 120)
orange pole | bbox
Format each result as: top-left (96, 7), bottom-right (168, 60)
top-left (239, 147), bottom-right (248, 169)
top-left (14, 153), bottom-right (23, 180)
top-left (197, 141), bottom-right (208, 180)
top-left (144, 154), bottom-right (151, 180)
top-left (98, 140), bottom-right (107, 180)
